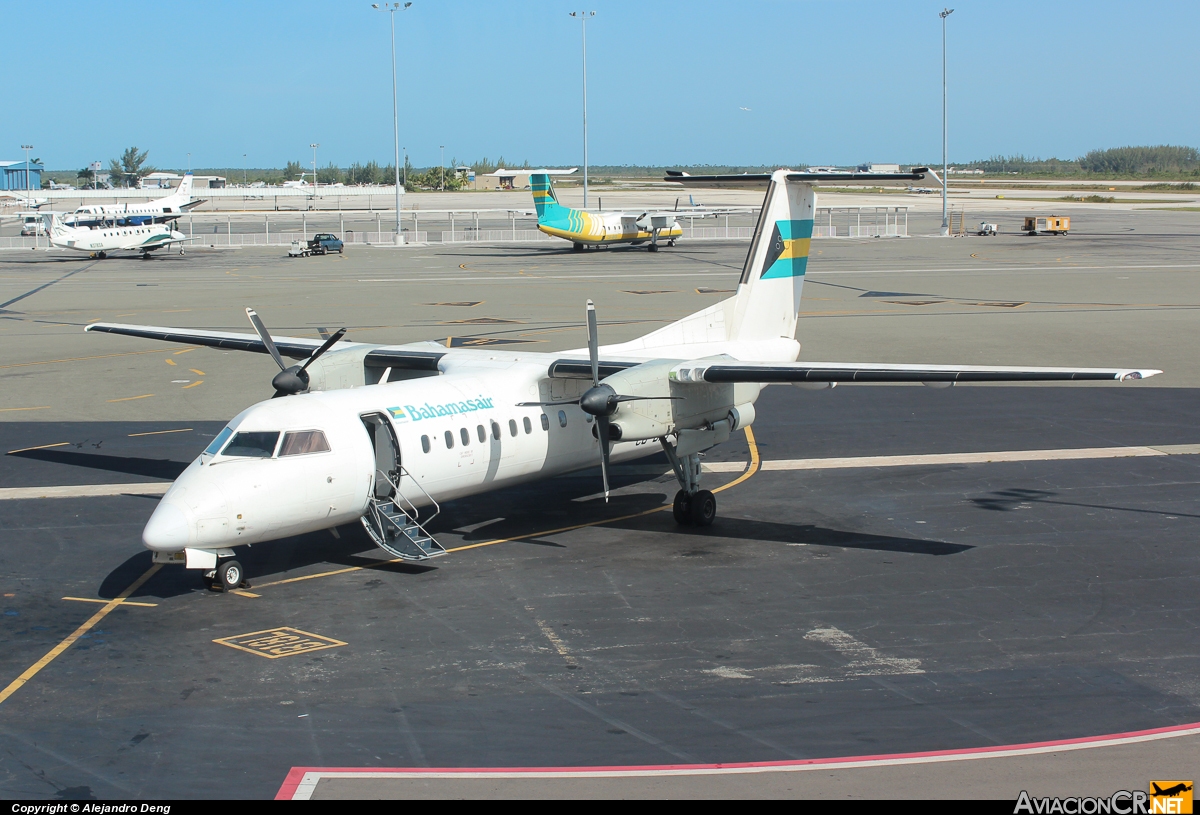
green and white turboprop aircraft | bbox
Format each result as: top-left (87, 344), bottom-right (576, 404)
top-left (45, 210), bottom-right (191, 259)
top-left (84, 167), bottom-right (1160, 592)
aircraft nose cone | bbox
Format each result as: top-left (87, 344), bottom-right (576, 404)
top-left (142, 501), bottom-right (191, 551)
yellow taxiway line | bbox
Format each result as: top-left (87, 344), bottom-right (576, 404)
top-left (0, 564), bottom-right (161, 707)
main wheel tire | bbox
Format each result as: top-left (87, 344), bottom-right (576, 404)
top-left (218, 560), bottom-right (243, 593)
top-left (672, 490), bottom-right (692, 525)
top-left (648, 243), bottom-right (658, 252)
top-left (689, 490), bottom-right (716, 526)
top-left (573, 243), bottom-right (584, 252)
top-left (98, 251), bottom-right (107, 259)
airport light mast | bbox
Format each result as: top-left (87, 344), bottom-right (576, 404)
top-left (570, 11), bottom-right (595, 209)
top-left (373, 2), bottom-right (411, 245)
top-left (21, 145), bottom-right (33, 196)
top-left (310, 143), bottom-right (320, 198)
top-left (940, 7), bottom-right (953, 236)
top-left (440, 145), bottom-right (444, 191)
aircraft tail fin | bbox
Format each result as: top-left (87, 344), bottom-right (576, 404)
top-left (530, 173), bottom-right (564, 221)
top-left (175, 172), bottom-right (194, 200)
top-left (725, 170), bottom-right (814, 342)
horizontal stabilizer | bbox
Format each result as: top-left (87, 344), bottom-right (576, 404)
top-left (666, 168), bottom-right (931, 189)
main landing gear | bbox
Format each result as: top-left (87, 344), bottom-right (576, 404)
top-left (662, 439), bottom-right (716, 527)
top-left (203, 558), bottom-right (250, 592)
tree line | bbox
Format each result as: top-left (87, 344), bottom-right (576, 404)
top-left (964, 145), bottom-right (1200, 177)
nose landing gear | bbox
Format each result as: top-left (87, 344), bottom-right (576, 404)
top-left (204, 558), bottom-right (251, 592)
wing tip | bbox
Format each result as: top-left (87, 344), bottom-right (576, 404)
top-left (1122, 369), bottom-right (1163, 380)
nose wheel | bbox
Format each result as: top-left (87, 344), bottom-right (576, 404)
top-left (204, 559), bottom-right (250, 592)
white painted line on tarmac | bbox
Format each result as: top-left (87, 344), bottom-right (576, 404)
top-left (0, 483), bottom-right (171, 501)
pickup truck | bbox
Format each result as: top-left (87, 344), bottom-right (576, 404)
top-left (308, 233), bottom-right (344, 254)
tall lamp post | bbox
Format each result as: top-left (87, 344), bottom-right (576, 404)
top-left (21, 144), bottom-right (33, 196)
top-left (243, 153), bottom-right (247, 186)
top-left (310, 143), bottom-right (320, 199)
top-left (440, 145), bottom-right (445, 190)
top-left (940, 8), bottom-right (953, 236)
top-left (569, 11), bottom-right (595, 209)
top-left (372, 2), bottom-right (411, 245)
top-left (402, 147), bottom-right (407, 189)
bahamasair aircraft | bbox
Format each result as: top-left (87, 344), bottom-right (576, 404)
top-left (69, 172), bottom-right (202, 224)
top-left (46, 211), bottom-right (189, 259)
top-left (531, 172), bottom-right (736, 252)
top-left (84, 167), bottom-right (1161, 592)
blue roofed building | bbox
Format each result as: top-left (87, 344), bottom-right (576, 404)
top-left (0, 161), bottom-right (44, 191)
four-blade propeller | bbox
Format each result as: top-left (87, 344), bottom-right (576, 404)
top-left (519, 300), bottom-right (679, 501)
top-left (245, 307), bottom-right (346, 397)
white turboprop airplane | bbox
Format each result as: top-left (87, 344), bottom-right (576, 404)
top-left (84, 168), bottom-right (1161, 592)
top-left (70, 172), bottom-right (203, 223)
top-left (46, 211), bottom-right (189, 258)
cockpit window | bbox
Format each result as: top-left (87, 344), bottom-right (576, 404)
top-left (203, 427), bottom-right (233, 456)
top-left (279, 430), bottom-right (331, 456)
top-left (222, 431), bottom-right (280, 458)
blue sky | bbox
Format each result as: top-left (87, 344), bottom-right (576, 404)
top-left (5, 0), bottom-right (1198, 170)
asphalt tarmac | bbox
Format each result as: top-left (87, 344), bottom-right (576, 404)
top-left (1, 214), bottom-right (1198, 799)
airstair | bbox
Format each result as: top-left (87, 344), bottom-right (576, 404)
top-left (361, 466), bottom-right (447, 561)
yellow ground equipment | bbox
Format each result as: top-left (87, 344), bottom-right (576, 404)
top-left (1023, 215), bottom-right (1070, 235)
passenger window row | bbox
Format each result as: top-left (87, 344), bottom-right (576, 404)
top-left (419, 412), bottom-right (559, 453)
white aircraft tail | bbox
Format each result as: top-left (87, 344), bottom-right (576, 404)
top-left (175, 172), bottom-right (194, 200)
top-left (607, 169), bottom-right (813, 357)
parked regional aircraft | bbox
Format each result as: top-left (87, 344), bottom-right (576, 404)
top-left (46, 212), bottom-right (189, 258)
top-left (70, 172), bottom-right (202, 223)
top-left (532, 172), bottom-right (719, 251)
top-left (84, 167), bottom-right (1161, 592)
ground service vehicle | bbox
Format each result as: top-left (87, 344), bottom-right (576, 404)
top-left (308, 233), bottom-right (344, 254)
top-left (977, 222), bottom-right (999, 235)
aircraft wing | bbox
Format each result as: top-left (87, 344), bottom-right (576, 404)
top-left (85, 323), bottom-right (329, 360)
top-left (669, 360), bottom-right (1162, 384)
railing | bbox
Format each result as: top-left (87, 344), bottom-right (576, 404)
top-left (393, 465), bottom-right (440, 528)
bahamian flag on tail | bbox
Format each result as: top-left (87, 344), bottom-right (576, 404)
top-left (759, 219), bottom-right (813, 279)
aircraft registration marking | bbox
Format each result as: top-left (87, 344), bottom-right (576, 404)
top-left (214, 627), bottom-right (347, 659)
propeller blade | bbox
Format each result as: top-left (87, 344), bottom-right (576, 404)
top-left (245, 308), bottom-right (286, 372)
top-left (612, 394), bottom-right (684, 403)
top-left (299, 327), bottom-right (347, 371)
top-left (586, 299), bottom-right (600, 387)
top-left (516, 400), bottom-right (579, 407)
top-left (596, 415), bottom-right (612, 502)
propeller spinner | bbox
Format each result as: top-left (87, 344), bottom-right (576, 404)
top-left (245, 308), bottom-right (346, 397)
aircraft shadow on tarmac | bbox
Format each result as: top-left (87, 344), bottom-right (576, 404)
top-left (97, 461), bottom-right (967, 599)
top-left (972, 487), bottom-right (1200, 520)
top-left (8, 448), bottom-right (187, 480)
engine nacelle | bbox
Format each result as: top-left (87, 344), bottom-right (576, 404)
top-left (301, 346), bottom-right (379, 392)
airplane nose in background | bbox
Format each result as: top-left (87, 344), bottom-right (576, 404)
top-left (142, 501), bottom-right (191, 550)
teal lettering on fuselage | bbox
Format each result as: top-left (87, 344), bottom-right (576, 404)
top-left (402, 396), bottom-right (495, 422)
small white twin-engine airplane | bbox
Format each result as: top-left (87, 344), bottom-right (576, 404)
top-left (70, 172), bottom-right (203, 224)
top-left (84, 168), bottom-right (1161, 592)
top-left (45, 211), bottom-right (190, 259)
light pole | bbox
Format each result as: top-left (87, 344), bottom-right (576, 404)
top-left (187, 152), bottom-right (191, 173)
top-left (940, 8), bottom-right (953, 236)
top-left (243, 153), bottom-right (247, 186)
top-left (21, 145), bottom-right (33, 196)
top-left (570, 11), bottom-right (595, 208)
top-left (402, 147), bottom-right (407, 189)
top-left (310, 143), bottom-right (320, 198)
top-left (440, 145), bottom-right (445, 190)
top-left (372, 2), bottom-right (411, 244)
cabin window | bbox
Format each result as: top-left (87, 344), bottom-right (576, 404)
top-left (523, 416), bottom-right (532, 434)
top-left (509, 419), bottom-right (518, 437)
top-left (421, 434), bottom-right (431, 453)
top-left (558, 410), bottom-right (568, 428)
top-left (444, 430), bottom-right (454, 449)
top-left (491, 421), bottom-right (500, 441)
top-left (540, 414), bottom-right (549, 431)
top-left (279, 430), bottom-right (331, 456)
top-left (460, 427), bottom-right (470, 446)
top-left (222, 431), bottom-right (279, 458)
